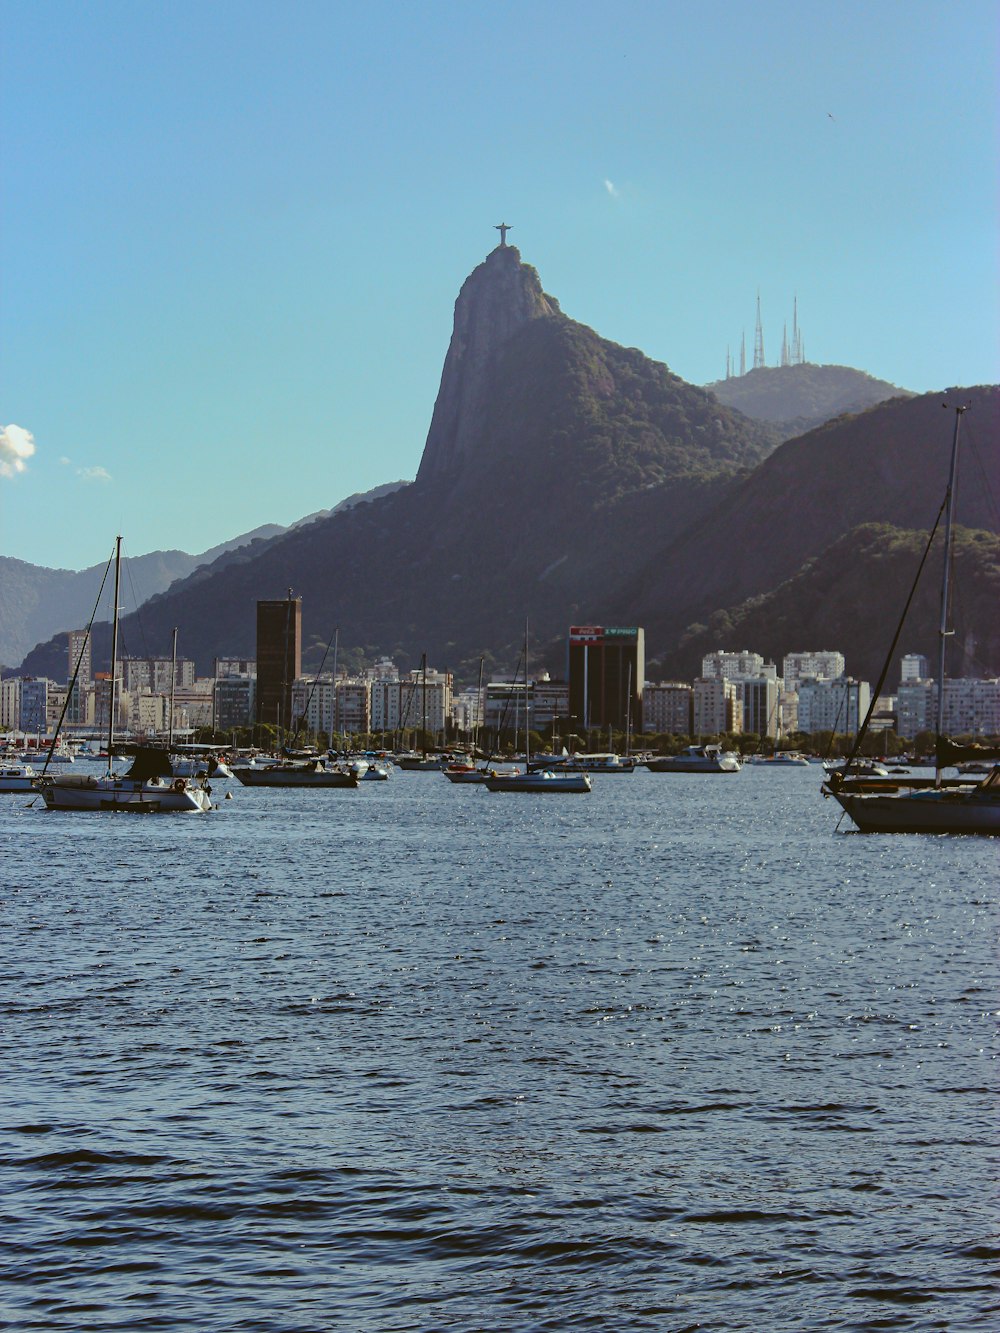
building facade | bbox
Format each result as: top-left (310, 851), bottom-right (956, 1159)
top-left (701, 650), bottom-right (769, 682)
top-left (568, 626), bottom-right (644, 733)
top-left (796, 677), bottom-right (871, 736)
top-left (255, 597), bottom-right (302, 732)
top-left (781, 651), bottom-right (845, 692)
top-left (692, 677), bottom-right (742, 735)
top-left (642, 682), bottom-right (693, 735)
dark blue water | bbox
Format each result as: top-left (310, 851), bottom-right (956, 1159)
top-left (2, 767), bottom-right (997, 1331)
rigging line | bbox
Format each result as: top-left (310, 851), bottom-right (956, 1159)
top-left (39, 545), bottom-right (116, 778)
top-left (291, 627), bottom-right (338, 749)
top-left (832, 497), bottom-right (948, 786)
top-left (963, 422), bottom-right (1000, 531)
top-left (118, 540), bottom-right (150, 664)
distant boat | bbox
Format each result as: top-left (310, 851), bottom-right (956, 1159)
top-left (0, 762), bottom-right (39, 794)
top-left (444, 761), bottom-right (519, 784)
top-left (824, 405), bottom-right (1000, 834)
top-left (40, 537), bottom-right (211, 814)
top-left (42, 745), bottom-right (213, 812)
top-left (646, 745), bottom-right (741, 773)
top-left (483, 620), bottom-right (592, 794)
top-left (484, 767), bottom-right (592, 793)
top-left (234, 758), bottom-right (358, 788)
top-left (535, 752), bottom-right (638, 774)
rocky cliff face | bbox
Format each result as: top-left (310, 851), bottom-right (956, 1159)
top-left (416, 245), bottom-right (561, 484)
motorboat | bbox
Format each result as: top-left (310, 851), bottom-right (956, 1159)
top-left (0, 762), bottom-right (38, 793)
top-left (234, 758), bottom-right (358, 788)
top-left (536, 752), bottom-right (638, 774)
top-left (170, 753), bottom-right (234, 780)
top-left (443, 761), bottom-right (519, 784)
top-left (484, 767), bottom-right (592, 793)
top-left (646, 745), bottom-right (741, 773)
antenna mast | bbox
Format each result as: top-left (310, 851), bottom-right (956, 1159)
top-left (753, 292), bottom-right (765, 369)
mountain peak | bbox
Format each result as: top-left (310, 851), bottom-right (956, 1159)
top-left (416, 245), bottom-right (562, 483)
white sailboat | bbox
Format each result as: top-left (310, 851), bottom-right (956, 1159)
top-left (825, 405), bottom-right (1000, 834)
top-left (485, 622), bottom-right (592, 793)
top-left (40, 537), bottom-right (212, 813)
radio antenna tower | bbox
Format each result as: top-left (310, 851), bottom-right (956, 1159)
top-left (792, 294), bottom-right (803, 364)
top-left (781, 323), bottom-right (790, 367)
top-left (753, 291), bottom-right (765, 369)
top-left (739, 331), bottom-right (746, 377)
top-left (725, 345), bottom-right (732, 379)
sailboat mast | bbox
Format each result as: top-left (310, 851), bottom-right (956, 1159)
top-left (625, 662), bottom-right (632, 757)
top-left (331, 628), bottom-right (340, 750)
top-left (475, 656), bottom-right (484, 754)
top-left (935, 405), bottom-right (966, 776)
top-left (421, 653), bottom-right (428, 758)
top-left (524, 619), bottom-right (530, 768)
top-left (168, 626), bottom-right (177, 748)
top-left (107, 535), bottom-right (122, 763)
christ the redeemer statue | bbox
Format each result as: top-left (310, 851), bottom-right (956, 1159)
top-left (495, 222), bottom-right (512, 246)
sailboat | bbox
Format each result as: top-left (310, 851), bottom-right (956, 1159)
top-left (824, 405), bottom-right (1000, 834)
top-left (40, 538), bottom-right (212, 813)
top-left (484, 623), bottom-right (592, 793)
top-left (398, 655), bottom-right (445, 768)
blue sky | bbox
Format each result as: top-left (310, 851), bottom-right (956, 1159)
top-left (2, 0), bottom-right (997, 570)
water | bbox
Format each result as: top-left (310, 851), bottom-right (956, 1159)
top-left (2, 768), bottom-right (997, 1331)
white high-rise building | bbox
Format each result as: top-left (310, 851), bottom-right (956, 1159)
top-left (796, 677), bottom-right (871, 735)
top-left (692, 678), bottom-right (742, 735)
top-left (782, 651), bottom-right (845, 692)
top-left (701, 651), bottom-right (770, 681)
top-left (900, 654), bottom-right (931, 682)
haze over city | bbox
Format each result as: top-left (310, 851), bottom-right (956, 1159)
top-left (2, 0), bottom-right (997, 571)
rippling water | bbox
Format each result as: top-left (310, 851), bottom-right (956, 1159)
top-left (2, 767), bottom-right (997, 1331)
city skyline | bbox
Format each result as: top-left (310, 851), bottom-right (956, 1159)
top-left (2, 1), bottom-right (997, 571)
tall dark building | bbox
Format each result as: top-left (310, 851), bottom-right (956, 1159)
top-left (567, 625), bottom-right (644, 735)
top-left (256, 596), bottom-right (302, 732)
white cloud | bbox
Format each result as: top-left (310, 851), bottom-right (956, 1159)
top-left (604, 179), bottom-right (620, 199)
top-left (0, 424), bottom-right (36, 479)
top-left (77, 465), bottom-right (112, 483)
top-left (59, 456), bottom-right (72, 466)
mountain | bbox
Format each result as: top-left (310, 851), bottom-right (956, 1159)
top-left (653, 523), bottom-right (1000, 685)
top-left (706, 363), bottom-right (914, 439)
top-left (16, 244), bottom-right (779, 680)
top-left (621, 384), bottom-right (1000, 661)
top-left (0, 482), bottom-right (407, 670)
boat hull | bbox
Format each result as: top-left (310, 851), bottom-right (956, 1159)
top-left (831, 788), bottom-right (1000, 835)
top-left (235, 767), bottom-right (357, 788)
top-left (484, 771), bottom-right (592, 793)
top-left (41, 775), bottom-right (210, 812)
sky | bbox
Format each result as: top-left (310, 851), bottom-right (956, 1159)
top-left (2, 0), bottom-right (998, 570)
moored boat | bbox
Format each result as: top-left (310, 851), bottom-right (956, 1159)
top-left (41, 746), bottom-right (211, 812)
top-left (234, 759), bottom-right (359, 788)
top-left (824, 404), bottom-right (1000, 834)
top-left (484, 767), bottom-right (592, 793)
top-left (0, 762), bottom-right (39, 793)
top-left (646, 745), bottom-right (741, 773)
top-left (40, 537), bottom-right (211, 814)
